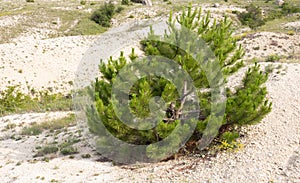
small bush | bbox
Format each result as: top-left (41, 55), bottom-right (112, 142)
top-left (80, 0), bottom-right (87, 5)
top-left (21, 124), bottom-right (43, 136)
top-left (266, 54), bottom-right (280, 62)
top-left (59, 138), bottom-right (81, 149)
top-left (35, 145), bottom-right (59, 157)
top-left (0, 86), bottom-right (31, 115)
top-left (26, 0), bottom-right (34, 2)
top-left (21, 114), bottom-right (76, 136)
top-left (253, 46), bottom-right (260, 50)
top-left (115, 6), bottom-right (124, 13)
top-left (121, 0), bottom-right (129, 5)
top-left (264, 3), bottom-right (300, 21)
top-left (91, 3), bottom-right (115, 27)
top-left (60, 147), bottom-right (78, 155)
top-left (287, 30), bottom-right (295, 36)
top-left (265, 64), bottom-right (275, 74)
top-left (232, 10), bottom-right (238, 14)
top-left (281, 3), bottom-right (300, 15)
top-left (0, 85), bottom-right (72, 116)
top-left (265, 9), bottom-right (284, 21)
top-left (238, 4), bottom-right (265, 29)
top-left (81, 154), bottom-right (91, 158)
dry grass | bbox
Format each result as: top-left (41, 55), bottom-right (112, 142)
top-left (21, 113), bottom-right (76, 136)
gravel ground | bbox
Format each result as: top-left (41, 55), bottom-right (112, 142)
top-left (0, 63), bottom-right (299, 182)
top-left (0, 3), bottom-right (299, 182)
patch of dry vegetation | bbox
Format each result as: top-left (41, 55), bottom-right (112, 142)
top-left (21, 113), bottom-right (76, 136)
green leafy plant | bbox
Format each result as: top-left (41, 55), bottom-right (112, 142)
top-left (221, 131), bottom-right (239, 144)
top-left (87, 5), bottom-right (272, 160)
top-left (0, 85), bottom-right (31, 114)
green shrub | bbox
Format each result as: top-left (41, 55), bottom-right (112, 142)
top-left (90, 3), bottom-right (115, 27)
top-left (34, 145), bottom-right (59, 157)
top-left (0, 86), bottom-right (31, 115)
top-left (26, 0), bottom-right (34, 2)
top-left (263, 2), bottom-right (300, 21)
top-left (21, 114), bottom-right (76, 136)
top-left (87, 5), bottom-right (271, 162)
top-left (238, 4), bottom-right (265, 29)
top-left (60, 147), bottom-right (78, 155)
top-left (115, 6), bottom-right (124, 13)
top-left (253, 46), bottom-right (260, 50)
top-left (265, 64), bottom-right (275, 73)
top-left (0, 85), bottom-right (72, 116)
top-left (21, 125), bottom-right (43, 136)
top-left (81, 154), bottom-right (91, 158)
top-left (281, 2), bottom-right (300, 15)
top-left (287, 30), bottom-right (295, 36)
top-left (121, 0), bottom-right (130, 5)
top-left (59, 138), bottom-right (81, 149)
top-left (266, 54), bottom-right (280, 62)
top-left (80, 0), bottom-right (87, 5)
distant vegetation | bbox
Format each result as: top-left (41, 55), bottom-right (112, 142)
top-left (91, 3), bottom-right (117, 27)
top-left (121, 0), bottom-right (130, 5)
top-left (238, 2), bottom-right (300, 30)
top-left (0, 85), bottom-right (72, 116)
top-left (238, 4), bottom-right (265, 29)
top-left (280, 2), bottom-right (300, 14)
top-left (21, 114), bottom-right (76, 136)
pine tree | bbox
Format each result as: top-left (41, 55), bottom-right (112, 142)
top-left (86, 5), bottom-right (272, 163)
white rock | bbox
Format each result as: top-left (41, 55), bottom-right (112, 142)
top-left (276, 0), bottom-right (285, 6)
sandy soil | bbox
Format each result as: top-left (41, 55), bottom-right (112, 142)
top-left (0, 62), bottom-right (299, 182)
top-left (0, 2), bottom-right (300, 183)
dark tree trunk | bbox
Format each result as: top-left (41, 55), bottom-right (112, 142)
top-left (131, 0), bottom-right (152, 6)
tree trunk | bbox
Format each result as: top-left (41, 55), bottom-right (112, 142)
top-left (131, 0), bottom-right (152, 6)
top-left (144, 0), bottom-right (152, 6)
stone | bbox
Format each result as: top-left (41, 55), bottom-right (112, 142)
top-left (276, 0), bottom-right (285, 6)
top-left (213, 3), bottom-right (220, 8)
